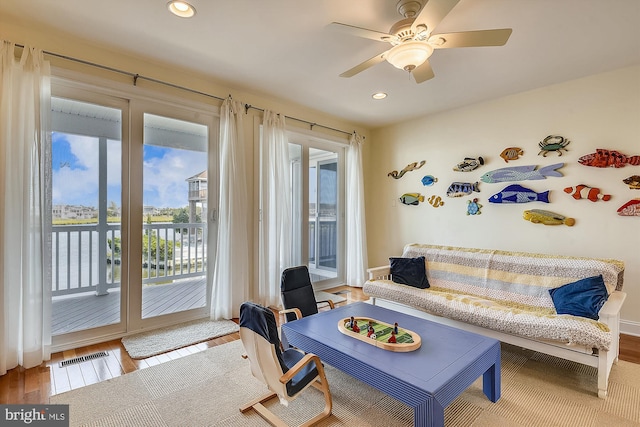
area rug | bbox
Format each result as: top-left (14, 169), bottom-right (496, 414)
top-left (120, 318), bottom-right (239, 359)
top-left (51, 340), bottom-right (640, 426)
top-left (314, 290), bottom-right (346, 305)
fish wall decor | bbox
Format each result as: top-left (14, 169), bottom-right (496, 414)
top-left (453, 156), bottom-right (484, 172)
top-left (523, 209), bottom-right (575, 226)
top-left (489, 184), bottom-right (550, 204)
top-left (428, 195), bottom-right (444, 208)
top-left (500, 147), bottom-right (523, 163)
top-left (623, 175), bottom-right (640, 189)
top-left (617, 199), bottom-right (640, 216)
top-left (538, 135), bottom-right (570, 157)
top-left (399, 193), bottom-right (424, 206)
top-left (421, 175), bottom-right (437, 186)
top-left (578, 149), bottom-right (640, 168)
top-left (563, 185), bottom-right (611, 202)
top-left (446, 182), bottom-right (480, 197)
top-left (388, 160), bottom-right (426, 179)
top-left (480, 163), bottom-right (564, 183)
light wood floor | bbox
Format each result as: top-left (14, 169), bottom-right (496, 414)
top-left (1, 286), bottom-right (639, 404)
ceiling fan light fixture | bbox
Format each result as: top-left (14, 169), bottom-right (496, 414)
top-left (386, 41), bottom-right (433, 72)
top-left (167, 1), bottom-right (196, 18)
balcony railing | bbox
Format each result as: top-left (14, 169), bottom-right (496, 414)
top-left (309, 217), bottom-right (337, 270)
top-left (51, 222), bottom-right (206, 297)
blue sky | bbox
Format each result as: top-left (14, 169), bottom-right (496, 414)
top-left (52, 132), bottom-right (207, 208)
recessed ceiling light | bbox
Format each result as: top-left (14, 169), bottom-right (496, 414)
top-left (167, 1), bottom-right (196, 18)
top-left (372, 92), bottom-right (387, 100)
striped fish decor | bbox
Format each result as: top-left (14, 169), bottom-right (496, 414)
top-left (564, 184), bottom-right (611, 202)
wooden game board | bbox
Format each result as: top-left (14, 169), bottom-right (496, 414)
top-left (338, 316), bottom-right (421, 352)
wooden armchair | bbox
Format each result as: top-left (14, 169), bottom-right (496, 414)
top-left (239, 302), bottom-right (332, 427)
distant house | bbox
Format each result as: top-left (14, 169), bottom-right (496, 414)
top-left (187, 171), bottom-right (207, 223)
top-left (52, 204), bottom-right (98, 220)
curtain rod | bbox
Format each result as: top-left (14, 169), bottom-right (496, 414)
top-left (16, 43), bottom-right (357, 138)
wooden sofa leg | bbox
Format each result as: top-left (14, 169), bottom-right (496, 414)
top-left (597, 352), bottom-right (609, 398)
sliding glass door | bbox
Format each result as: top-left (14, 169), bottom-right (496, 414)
top-left (49, 86), bottom-right (128, 346)
top-left (288, 136), bottom-right (344, 286)
top-left (130, 100), bottom-right (217, 330)
top-left (49, 82), bottom-right (218, 349)
top-left (139, 112), bottom-right (210, 320)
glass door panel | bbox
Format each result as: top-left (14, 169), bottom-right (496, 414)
top-left (309, 149), bottom-right (338, 281)
top-left (317, 159), bottom-right (338, 270)
top-left (141, 113), bottom-right (209, 319)
top-left (50, 96), bottom-right (123, 335)
top-left (288, 142), bottom-right (341, 285)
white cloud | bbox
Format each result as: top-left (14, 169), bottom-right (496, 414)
top-left (53, 134), bottom-right (206, 208)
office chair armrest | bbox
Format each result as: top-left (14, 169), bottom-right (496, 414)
top-left (279, 307), bottom-right (302, 320)
top-left (279, 353), bottom-right (324, 384)
top-left (316, 300), bottom-right (335, 309)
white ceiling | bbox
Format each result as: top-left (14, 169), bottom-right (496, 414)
top-left (2, 0), bottom-right (639, 128)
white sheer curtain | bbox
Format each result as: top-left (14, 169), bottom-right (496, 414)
top-left (211, 97), bottom-right (250, 319)
top-left (258, 111), bottom-right (292, 308)
top-left (0, 41), bottom-right (52, 375)
top-left (345, 132), bottom-right (368, 287)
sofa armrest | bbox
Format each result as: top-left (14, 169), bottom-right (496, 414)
top-left (367, 266), bottom-right (391, 280)
top-left (598, 291), bottom-right (627, 326)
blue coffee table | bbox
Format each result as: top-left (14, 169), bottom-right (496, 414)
top-left (281, 302), bottom-right (500, 427)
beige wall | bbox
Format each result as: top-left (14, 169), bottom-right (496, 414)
top-left (367, 65), bottom-right (640, 331)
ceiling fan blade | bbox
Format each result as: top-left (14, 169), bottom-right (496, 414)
top-left (412, 60), bottom-right (435, 83)
top-left (339, 51), bottom-right (389, 77)
top-left (327, 22), bottom-right (394, 43)
top-left (411, 0), bottom-right (460, 34)
top-left (430, 29), bottom-right (513, 48)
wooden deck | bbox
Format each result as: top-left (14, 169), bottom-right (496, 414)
top-left (52, 277), bottom-right (207, 335)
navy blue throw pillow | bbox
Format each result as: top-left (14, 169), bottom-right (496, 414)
top-left (389, 256), bottom-right (429, 289)
top-left (548, 275), bottom-right (608, 320)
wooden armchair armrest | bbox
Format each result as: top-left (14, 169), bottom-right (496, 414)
top-left (279, 353), bottom-right (324, 384)
top-left (316, 299), bottom-right (335, 309)
top-left (367, 265), bottom-right (391, 280)
top-left (279, 308), bottom-right (302, 320)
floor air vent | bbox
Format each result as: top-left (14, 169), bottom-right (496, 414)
top-left (59, 351), bottom-right (109, 367)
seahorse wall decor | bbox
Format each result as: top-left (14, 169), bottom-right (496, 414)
top-left (388, 160), bottom-right (426, 179)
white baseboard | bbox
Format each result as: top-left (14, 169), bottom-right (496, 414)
top-left (620, 319), bottom-right (640, 337)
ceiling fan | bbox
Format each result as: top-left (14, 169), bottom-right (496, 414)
top-left (329, 0), bottom-right (512, 83)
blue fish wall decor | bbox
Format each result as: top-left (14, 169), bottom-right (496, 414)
top-left (446, 181), bottom-right (480, 197)
top-left (480, 163), bottom-right (564, 183)
top-left (489, 184), bottom-right (550, 204)
top-left (421, 175), bottom-right (437, 186)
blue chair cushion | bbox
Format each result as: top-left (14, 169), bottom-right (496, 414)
top-left (548, 275), bottom-right (608, 320)
top-left (281, 266), bottom-right (319, 322)
top-left (389, 256), bottom-right (429, 289)
top-left (240, 302), bottom-right (319, 397)
top-left (282, 348), bottom-right (319, 397)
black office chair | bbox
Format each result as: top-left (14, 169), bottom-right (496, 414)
top-left (280, 266), bottom-right (335, 323)
top-left (238, 302), bottom-right (332, 426)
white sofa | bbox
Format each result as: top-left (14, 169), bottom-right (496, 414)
top-left (363, 243), bottom-right (626, 398)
